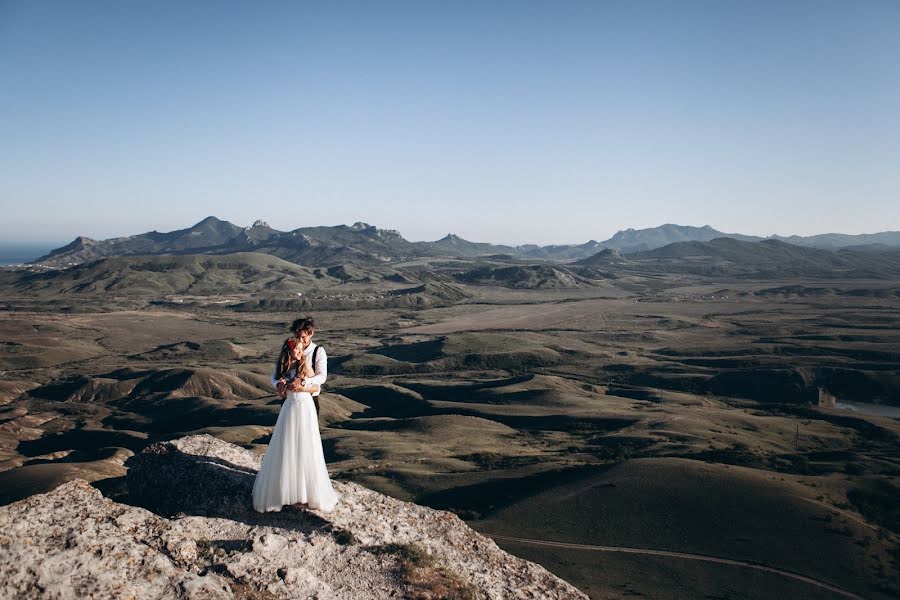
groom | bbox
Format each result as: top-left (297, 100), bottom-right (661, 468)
top-left (273, 316), bottom-right (328, 414)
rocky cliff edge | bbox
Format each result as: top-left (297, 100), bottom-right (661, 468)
top-left (0, 434), bottom-right (586, 599)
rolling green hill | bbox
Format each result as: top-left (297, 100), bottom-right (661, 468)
top-left (3, 253), bottom-right (328, 296)
top-left (454, 264), bottom-right (590, 288)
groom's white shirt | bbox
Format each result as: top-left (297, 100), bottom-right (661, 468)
top-left (271, 342), bottom-right (327, 397)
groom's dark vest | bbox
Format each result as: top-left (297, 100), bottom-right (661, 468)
top-left (310, 344), bottom-right (322, 415)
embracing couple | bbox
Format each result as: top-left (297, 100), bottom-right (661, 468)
top-left (252, 316), bottom-right (339, 513)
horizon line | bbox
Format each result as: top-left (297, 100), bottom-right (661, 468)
top-left (3, 217), bottom-right (900, 250)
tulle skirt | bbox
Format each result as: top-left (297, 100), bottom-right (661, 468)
top-left (252, 391), bottom-right (339, 512)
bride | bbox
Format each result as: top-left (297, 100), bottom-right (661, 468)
top-left (252, 326), bottom-right (339, 513)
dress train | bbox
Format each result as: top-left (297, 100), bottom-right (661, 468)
top-left (252, 391), bottom-right (338, 512)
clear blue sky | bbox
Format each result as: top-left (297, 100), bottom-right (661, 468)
top-left (1, 0), bottom-right (898, 245)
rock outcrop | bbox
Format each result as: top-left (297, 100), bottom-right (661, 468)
top-left (0, 434), bottom-right (587, 599)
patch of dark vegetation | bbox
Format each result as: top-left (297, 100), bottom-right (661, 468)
top-left (195, 538), bottom-right (283, 600)
top-left (847, 480), bottom-right (900, 534)
top-left (844, 462), bottom-right (867, 476)
top-left (449, 351), bottom-right (561, 372)
top-left (779, 406), bottom-right (897, 444)
top-left (605, 386), bottom-right (662, 402)
top-left (674, 357), bottom-right (757, 368)
top-left (472, 413), bottom-right (636, 434)
top-left (812, 367), bottom-right (900, 405)
top-left (672, 444), bottom-right (774, 471)
top-left (0, 299), bottom-right (114, 313)
top-left (754, 285), bottom-right (900, 299)
top-left (587, 436), bottom-right (655, 462)
top-left (754, 343), bottom-right (900, 363)
top-left (706, 369), bottom-right (818, 404)
top-left (656, 361), bottom-right (900, 406)
top-left (236, 295), bottom-right (428, 312)
top-left (231, 298), bottom-right (311, 312)
top-left (654, 347), bottom-right (768, 358)
top-left (678, 443), bottom-right (877, 476)
top-left (366, 543), bottom-right (479, 600)
top-left (368, 542), bottom-right (429, 562)
top-left (331, 527), bottom-right (358, 546)
top-left (780, 454), bottom-right (821, 475)
top-left (369, 338), bottom-right (445, 363)
top-left (611, 371), bottom-right (709, 394)
top-left (457, 452), bottom-right (542, 470)
top-left (803, 450), bottom-right (862, 462)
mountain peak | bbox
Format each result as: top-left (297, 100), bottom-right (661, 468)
top-left (601, 223), bottom-right (745, 253)
top-left (72, 235), bottom-right (97, 247)
top-left (350, 221), bottom-right (372, 231)
top-left (576, 247), bottom-right (625, 266)
top-left (33, 236), bottom-right (99, 262)
top-left (250, 219), bottom-right (269, 229)
top-left (186, 216), bottom-right (236, 233)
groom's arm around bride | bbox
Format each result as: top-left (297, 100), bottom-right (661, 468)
top-left (270, 316), bottom-right (328, 413)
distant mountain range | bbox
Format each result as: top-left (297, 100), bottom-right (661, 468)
top-left (767, 231), bottom-right (900, 250)
top-left (601, 224), bottom-right (764, 254)
top-left (578, 237), bottom-right (900, 279)
top-left (6, 233), bottom-right (899, 303)
top-left (32, 217), bottom-right (900, 268)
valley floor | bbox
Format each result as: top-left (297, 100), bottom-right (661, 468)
top-left (1, 276), bottom-right (898, 599)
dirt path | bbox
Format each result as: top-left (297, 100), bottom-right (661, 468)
top-left (486, 533), bottom-right (864, 600)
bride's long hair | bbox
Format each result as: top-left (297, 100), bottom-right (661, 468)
top-left (275, 339), bottom-right (311, 382)
top-left (275, 316), bottom-right (315, 381)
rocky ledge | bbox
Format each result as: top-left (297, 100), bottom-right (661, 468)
top-left (0, 434), bottom-right (586, 599)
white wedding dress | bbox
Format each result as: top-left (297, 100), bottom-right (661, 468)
top-left (252, 390), bottom-right (339, 513)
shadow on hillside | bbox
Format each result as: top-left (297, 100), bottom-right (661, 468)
top-left (418, 464), bottom-right (606, 520)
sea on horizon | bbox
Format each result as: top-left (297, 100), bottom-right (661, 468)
top-left (0, 244), bottom-right (57, 266)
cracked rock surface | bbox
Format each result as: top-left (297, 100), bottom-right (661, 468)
top-left (0, 434), bottom-right (587, 599)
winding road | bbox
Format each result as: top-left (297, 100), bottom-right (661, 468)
top-left (486, 533), bottom-right (865, 600)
